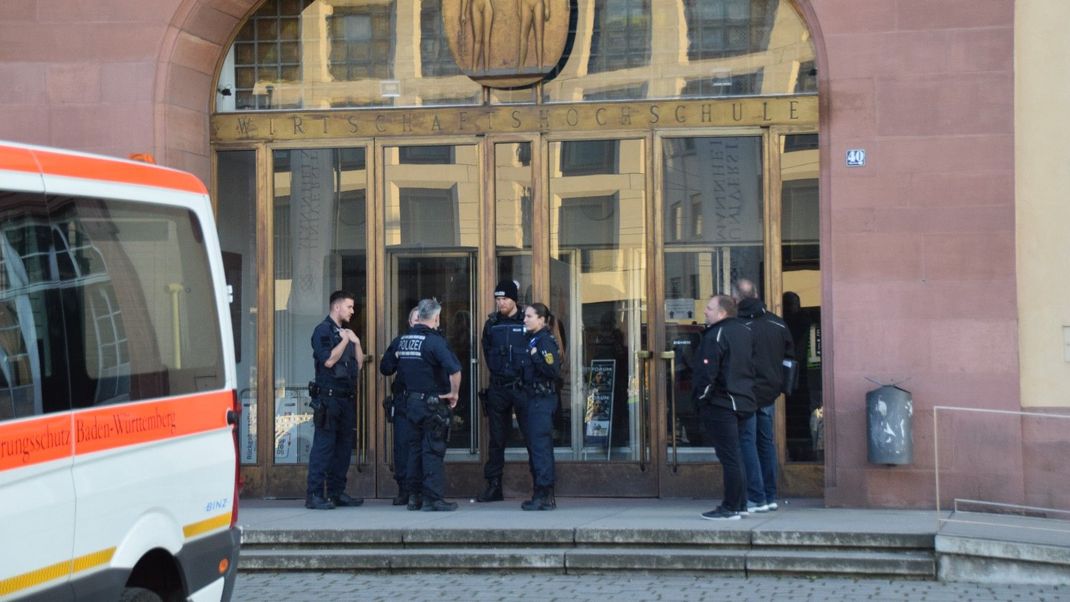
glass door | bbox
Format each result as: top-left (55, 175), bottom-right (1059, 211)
top-left (266, 145), bottom-right (374, 498)
top-left (655, 133), bottom-right (767, 497)
top-left (546, 136), bottom-right (657, 496)
top-left (379, 141), bottom-right (483, 496)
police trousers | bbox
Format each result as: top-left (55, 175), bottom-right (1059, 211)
top-left (483, 383), bottom-right (529, 481)
top-left (306, 395), bottom-right (355, 499)
top-left (521, 392), bottom-right (556, 488)
top-left (391, 395), bottom-right (415, 490)
top-left (403, 392), bottom-right (450, 502)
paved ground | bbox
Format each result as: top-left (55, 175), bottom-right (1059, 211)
top-left (232, 572), bottom-right (1070, 601)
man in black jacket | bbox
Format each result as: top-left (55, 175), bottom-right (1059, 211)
top-left (735, 279), bottom-right (794, 513)
top-left (693, 294), bottom-right (756, 521)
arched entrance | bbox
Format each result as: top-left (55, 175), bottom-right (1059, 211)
top-left (199, 0), bottom-right (825, 500)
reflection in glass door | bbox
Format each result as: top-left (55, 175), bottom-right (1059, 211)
top-left (270, 146), bottom-right (370, 495)
top-left (383, 143), bottom-right (481, 459)
top-left (495, 141), bottom-right (535, 459)
top-left (660, 136), bottom-right (764, 467)
top-left (548, 138), bottom-right (648, 462)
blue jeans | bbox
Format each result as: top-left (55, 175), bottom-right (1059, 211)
top-left (740, 404), bottom-right (777, 505)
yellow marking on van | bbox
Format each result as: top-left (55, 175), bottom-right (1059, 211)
top-left (72, 547), bottom-right (115, 573)
top-left (0, 547), bottom-right (113, 597)
top-left (184, 512), bottom-right (231, 539)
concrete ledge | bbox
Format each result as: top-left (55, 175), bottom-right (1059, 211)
top-left (747, 550), bottom-right (935, 577)
top-left (752, 531), bottom-right (934, 549)
top-left (239, 549), bottom-right (392, 570)
top-left (402, 528), bottom-right (574, 545)
top-left (936, 534), bottom-right (1070, 565)
top-left (565, 549), bottom-right (745, 572)
top-left (241, 529), bottom-right (404, 546)
top-left (574, 528), bottom-right (750, 546)
top-left (938, 553), bottom-right (1070, 586)
top-left (389, 550), bottom-right (565, 570)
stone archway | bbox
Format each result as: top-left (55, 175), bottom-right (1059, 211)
top-left (153, 0), bottom-right (261, 183)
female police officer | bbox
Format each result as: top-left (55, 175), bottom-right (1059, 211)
top-left (520, 302), bottom-right (560, 511)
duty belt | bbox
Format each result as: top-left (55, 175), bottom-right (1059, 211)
top-left (309, 381), bottom-right (354, 398)
top-left (490, 375), bottom-right (522, 388)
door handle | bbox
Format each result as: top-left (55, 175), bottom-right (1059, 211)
top-left (635, 351), bottom-right (652, 471)
top-left (658, 351), bottom-right (678, 473)
top-left (356, 353), bottom-right (373, 470)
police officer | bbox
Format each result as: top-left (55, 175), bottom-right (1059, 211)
top-left (380, 306), bottom-right (420, 505)
top-left (392, 298), bottom-right (462, 512)
top-left (306, 290), bottom-right (365, 510)
top-left (520, 302), bottom-right (560, 510)
top-left (475, 279), bottom-right (531, 503)
top-left (693, 294), bottom-right (756, 521)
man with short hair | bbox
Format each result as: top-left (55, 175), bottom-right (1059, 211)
top-left (475, 279), bottom-right (530, 502)
top-left (693, 294), bottom-right (756, 521)
top-left (306, 290), bottom-right (365, 510)
top-left (734, 279), bottom-right (793, 513)
top-left (391, 298), bottom-right (462, 512)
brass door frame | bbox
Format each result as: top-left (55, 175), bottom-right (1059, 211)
top-left (221, 107), bottom-right (823, 499)
top-left (373, 136), bottom-right (487, 497)
top-left (259, 139), bottom-right (379, 499)
top-left (538, 130), bottom-right (659, 496)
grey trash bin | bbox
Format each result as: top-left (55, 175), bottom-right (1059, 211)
top-left (866, 384), bottom-right (913, 465)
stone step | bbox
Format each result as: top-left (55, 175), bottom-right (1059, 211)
top-left (240, 527), bottom-right (931, 551)
top-left (238, 546), bottom-right (935, 577)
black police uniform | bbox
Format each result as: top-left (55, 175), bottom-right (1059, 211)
top-left (380, 334), bottom-right (415, 504)
top-left (520, 327), bottom-right (560, 510)
top-left (306, 315), bottom-right (360, 506)
top-left (392, 323), bottom-right (462, 509)
top-left (479, 308), bottom-right (531, 498)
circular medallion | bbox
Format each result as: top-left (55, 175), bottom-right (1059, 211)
top-left (442, 0), bottom-right (571, 88)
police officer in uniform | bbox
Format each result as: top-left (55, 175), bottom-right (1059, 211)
top-left (306, 290), bottom-right (365, 510)
top-left (520, 302), bottom-right (560, 511)
top-left (475, 280), bottom-right (531, 502)
top-left (391, 298), bottom-right (462, 512)
top-left (380, 306), bottom-right (420, 505)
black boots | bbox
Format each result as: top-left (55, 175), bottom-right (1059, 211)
top-left (392, 488), bottom-right (409, 506)
top-left (422, 499), bottom-right (458, 512)
top-left (476, 478), bottom-right (504, 502)
top-left (406, 493), bottom-right (423, 511)
top-left (329, 492), bottom-right (364, 507)
top-left (305, 494), bottom-right (335, 510)
top-left (521, 486), bottom-right (556, 511)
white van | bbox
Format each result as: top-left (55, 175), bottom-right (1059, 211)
top-left (0, 142), bottom-right (240, 601)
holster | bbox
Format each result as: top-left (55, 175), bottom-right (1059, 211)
top-left (311, 397), bottom-right (328, 429)
top-left (382, 394), bottom-right (395, 423)
top-left (425, 395), bottom-right (452, 441)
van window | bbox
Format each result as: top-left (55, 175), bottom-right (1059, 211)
top-left (0, 192), bottom-right (71, 421)
top-left (47, 196), bottom-right (225, 407)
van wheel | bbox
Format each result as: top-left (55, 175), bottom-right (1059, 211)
top-left (119, 587), bottom-right (164, 602)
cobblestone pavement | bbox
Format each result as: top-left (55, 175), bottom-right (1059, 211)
top-left (233, 572), bottom-right (1070, 601)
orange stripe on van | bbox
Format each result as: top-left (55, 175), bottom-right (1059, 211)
top-left (74, 391), bottom-right (232, 456)
top-left (0, 391), bottom-right (233, 472)
top-left (0, 143), bottom-right (207, 195)
top-left (0, 144), bottom-right (40, 176)
top-left (0, 415), bottom-right (72, 472)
